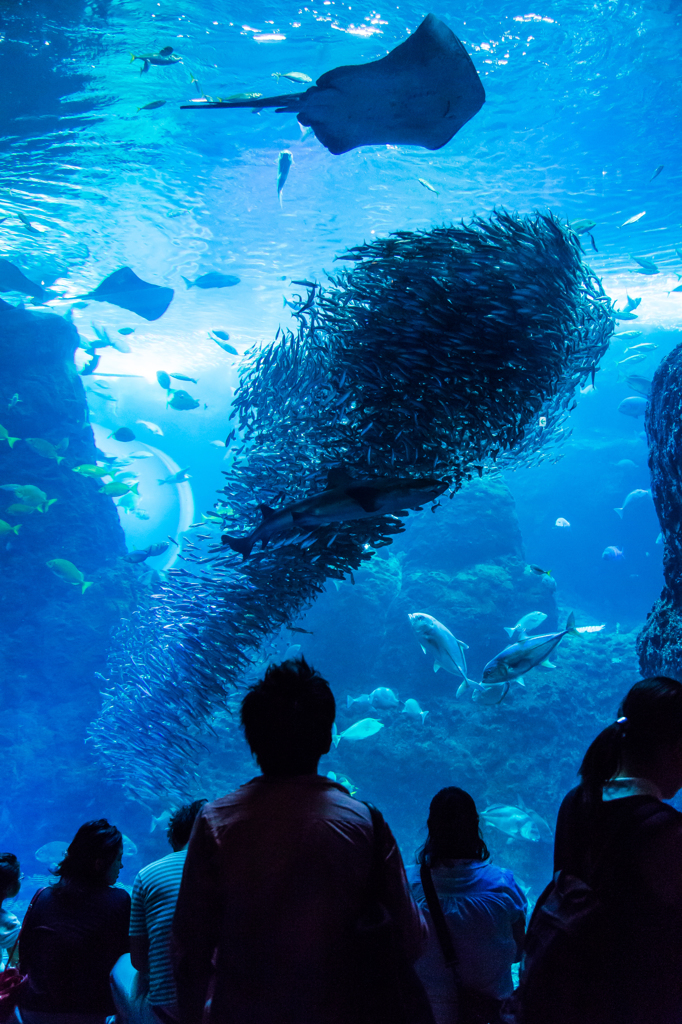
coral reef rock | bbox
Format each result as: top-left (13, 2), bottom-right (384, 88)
top-left (637, 341), bottom-right (681, 679)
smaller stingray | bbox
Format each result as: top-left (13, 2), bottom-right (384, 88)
top-left (181, 14), bottom-right (485, 155)
top-left (79, 267), bottom-right (174, 321)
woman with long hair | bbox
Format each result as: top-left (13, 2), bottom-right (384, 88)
top-left (515, 676), bottom-right (682, 1024)
top-left (19, 819), bottom-right (130, 1024)
top-left (407, 787), bottom-right (526, 1024)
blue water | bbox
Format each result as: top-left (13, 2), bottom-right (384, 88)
top-left (1, 0), bottom-right (682, 908)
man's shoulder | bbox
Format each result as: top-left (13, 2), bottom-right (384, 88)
top-left (136, 850), bottom-right (187, 886)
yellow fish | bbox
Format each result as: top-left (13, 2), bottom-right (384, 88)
top-left (73, 464), bottom-right (111, 479)
top-left (0, 425), bottom-right (19, 448)
top-left (46, 558), bottom-right (93, 594)
top-left (0, 520), bottom-right (20, 536)
top-left (25, 437), bottom-right (67, 464)
top-left (101, 482), bottom-right (139, 497)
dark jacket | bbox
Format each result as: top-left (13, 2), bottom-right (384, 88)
top-left (20, 881), bottom-right (130, 1014)
top-left (172, 774), bottom-right (426, 1024)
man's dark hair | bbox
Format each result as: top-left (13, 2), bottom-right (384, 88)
top-left (167, 800), bottom-right (208, 851)
top-left (0, 853), bottom-right (20, 899)
top-left (56, 819), bottom-right (122, 885)
top-left (240, 656), bottom-right (336, 775)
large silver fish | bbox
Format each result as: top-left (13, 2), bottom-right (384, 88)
top-left (482, 613), bottom-right (578, 685)
top-left (223, 469), bottom-right (447, 558)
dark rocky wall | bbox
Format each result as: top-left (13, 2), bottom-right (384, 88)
top-left (0, 303), bottom-right (136, 850)
top-left (637, 342), bottom-right (682, 679)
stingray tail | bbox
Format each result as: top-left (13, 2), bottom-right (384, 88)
top-left (180, 92), bottom-right (307, 112)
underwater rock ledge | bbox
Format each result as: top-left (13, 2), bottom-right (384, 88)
top-left (637, 342), bottom-right (682, 679)
top-left (90, 211), bottom-right (613, 800)
top-left (0, 303), bottom-right (136, 822)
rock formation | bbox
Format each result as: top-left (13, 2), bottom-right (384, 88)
top-left (637, 342), bottom-right (682, 679)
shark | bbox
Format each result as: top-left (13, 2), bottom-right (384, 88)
top-left (222, 469), bottom-right (447, 559)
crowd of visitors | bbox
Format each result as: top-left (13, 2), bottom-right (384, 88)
top-left (1, 661), bottom-right (681, 1024)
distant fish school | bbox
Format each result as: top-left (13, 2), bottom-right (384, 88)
top-left (91, 211), bottom-right (613, 798)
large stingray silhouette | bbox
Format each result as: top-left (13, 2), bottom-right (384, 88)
top-left (181, 14), bottom-right (485, 155)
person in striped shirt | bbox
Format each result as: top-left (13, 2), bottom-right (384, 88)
top-left (112, 799), bottom-right (206, 1024)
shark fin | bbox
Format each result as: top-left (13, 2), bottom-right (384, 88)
top-left (223, 534), bottom-right (255, 559)
top-left (345, 486), bottom-right (380, 513)
top-left (326, 467), bottom-right (354, 489)
top-left (421, 711), bottom-right (429, 723)
top-left (614, 507), bottom-right (624, 519)
top-left (456, 679), bottom-right (468, 697)
top-left (541, 659), bottom-right (556, 669)
top-left (257, 504), bottom-right (277, 520)
top-left (433, 661), bottom-right (440, 673)
top-left (503, 626), bottom-right (514, 638)
top-left (458, 640), bottom-right (469, 651)
top-left (515, 676), bottom-right (525, 687)
top-left (509, 626), bottom-right (527, 643)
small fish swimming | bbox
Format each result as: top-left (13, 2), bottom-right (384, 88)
top-left (211, 335), bottom-right (238, 354)
top-left (131, 46), bottom-right (181, 74)
top-left (277, 150), bottom-right (293, 206)
top-left (0, 484), bottom-right (54, 510)
top-left (157, 370), bottom-right (172, 390)
top-left (35, 841), bottom-right (69, 865)
top-left (7, 394), bottom-right (22, 410)
top-left (272, 71), bottom-right (312, 83)
top-left (167, 389), bottom-right (200, 411)
top-left (109, 427), bottom-right (136, 442)
top-left (129, 451), bottom-right (154, 459)
top-left (482, 613), bottom-right (578, 686)
top-left (602, 545), bottom-right (624, 561)
top-left (621, 211), bottom-right (646, 227)
top-left (0, 424), bottom-right (19, 448)
top-left (615, 488), bottom-right (651, 518)
top-left (0, 520), bottom-right (20, 537)
top-left (332, 718), bottom-right (384, 746)
top-left (72, 464), bottom-right (112, 479)
top-left (118, 327), bottom-right (135, 335)
top-left (209, 440), bottom-right (227, 448)
top-left (554, 517), bottom-right (570, 529)
top-left (182, 272), bottom-right (240, 289)
top-left (418, 178), bottom-right (439, 195)
top-left (137, 100), bottom-right (167, 111)
top-left (480, 804), bottom-right (541, 842)
top-left (408, 612), bottom-right (473, 694)
top-left (46, 558), bottom-right (92, 593)
top-left (368, 687), bottom-right (400, 709)
top-left (150, 810), bottom-right (172, 833)
top-left (529, 564), bottom-right (551, 577)
top-left (504, 611), bottom-right (547, 639)
top-left (101, 481), bottom-right (139, 497)
top-left (170, 373), bottom-right (198, 383)
top-left (26, 437), bottom-right (67, 464)
top-left (618, 353), bottom-right (646, 368)
top-left (402, 698), bottom-right (428, 724)
top-left (650, 165), bottom-right (664, 181)
top-left (624, 343), bottom-right (657, 355)
top-left (630, 254), bottom-right (659, 275)
top-left (569, 219), bottom-right (596, 234)
top-left (622, 374), bottom-right (652, 397)
top-left (136, 420), bottom-right (164, 435)
top-left (158, 468), bottom-right (191, 485)
top-left (618, 396), bottom-right (648, 418)
top-left (614, 331), bottom-right (642, 340)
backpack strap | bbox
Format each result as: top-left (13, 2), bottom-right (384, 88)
top-left (419, 863), bottom-right (458, 974)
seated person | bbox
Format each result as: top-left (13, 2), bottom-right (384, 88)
top-left (0, 853), bottom-right (21, 969)
top-left (19, 819), bottom-right (130, 1024)
top-left (407, 787), bottom-right (526, 1024)
top-left (111, 800), bottom-right (207, 1024)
